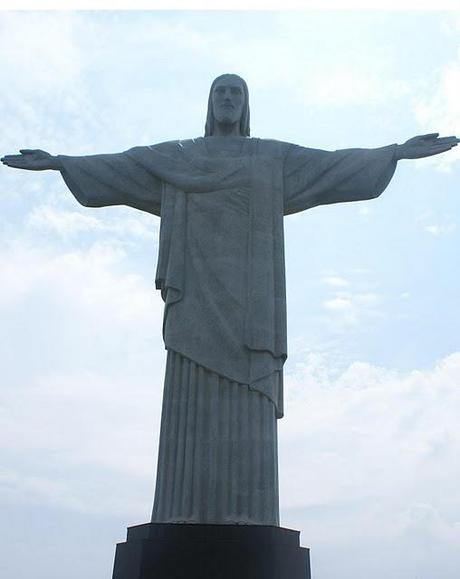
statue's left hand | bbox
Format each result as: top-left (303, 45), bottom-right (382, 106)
top-left (1, 149), bottom-right (60, 171)
top-left (395, 133), bottom-right (459, 160)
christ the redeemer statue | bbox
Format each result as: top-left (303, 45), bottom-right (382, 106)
top-left (2, 74), bottom-right (458, 527)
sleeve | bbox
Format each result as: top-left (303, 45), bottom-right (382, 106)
top-left (283, 143), bottom-right (398, 216)
top-left (58, 146), bottom-right (165, 216)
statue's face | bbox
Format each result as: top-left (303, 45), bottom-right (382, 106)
top-left (211, 76), bottom-right (245, 129)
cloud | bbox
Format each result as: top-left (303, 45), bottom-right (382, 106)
top-left (323, 296), bottom-right (353, 311)
top-left (413, 53), bottom-right (460, 171)
top-left (322, 291), bottom-right (383, 325)
top-left (301, 66), bottom-right (410, 109)
top-left (282, 350), bottom-right (460, 507)
top-left (0, 237), bottom-right (165, 517)
top-left (279, 351), bottom-right (460, 576)
top-left (322, 275), bottom-right (350, 288)
top-left (26, 204), bottom-right (158, 241)
top-left (357, 205), bottom-right (372, 216)
top-left (416, 210), bottom-right (457, 236)
top-left (0, 369), bottom-right (163, 516)
top-left (0, 240), bottom-right (160, 320)
top-left (0, 13), bottom-right (83, 94)
top-left (224, 13), bottom-right (413, 114)
top-left (424, 223), bottom-right (457, 236)
top-left (0, 13), bottom-right (103, 155)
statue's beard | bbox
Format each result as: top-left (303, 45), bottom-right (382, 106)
top-left (218, 115), bottom-right (236, 125)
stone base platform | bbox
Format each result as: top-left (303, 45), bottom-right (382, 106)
top-left (112, 522), bottom-right (311, 579)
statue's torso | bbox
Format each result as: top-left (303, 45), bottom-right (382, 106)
top-left (156, 137), bottom-right (287, 415)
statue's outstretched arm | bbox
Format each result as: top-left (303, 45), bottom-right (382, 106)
top-left (1, 147), bottom-right (163, 216)
top-left (1, 149), bottom-right (61, 171)
top-left (283, 133), bottom-right (458, 216)
top-left (394, 133), bottom-right (458, 160)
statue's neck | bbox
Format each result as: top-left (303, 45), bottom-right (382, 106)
top-left (203, 136), bottom-right (248, 156)
top-left (212, 121), bottom-right (242, 137)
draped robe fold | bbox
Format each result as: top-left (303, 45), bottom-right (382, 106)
top-left (58, 137), bottom-right (397, 524)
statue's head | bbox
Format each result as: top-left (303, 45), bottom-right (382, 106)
top-left (205, 74), bottom-right (250, 137)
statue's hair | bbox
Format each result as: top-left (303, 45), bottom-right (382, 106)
top-left (204, 74), bottom-right (250, 137)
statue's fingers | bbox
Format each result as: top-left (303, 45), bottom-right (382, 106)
top-left (421, 132), bottom-right (440, 140)
top-left (1, 159), bottom-right (25, 168)
top-left (3, 155), bottom-right (35, 167)
top-left (431, 143), bottom-right (457, 150)
top-left (434, 136), bottom-right (459, 145)
top-left (1, 155), bottom-right (21, 163)
top-left (2, 154), bottom-right (27, 163)
top-left (433, 142), bottom-right (457, 149)
top-left (6, 158), bottom-right (27, 166)
top-left (424, 144), bottom-right (457, 157)
top-left (19, 149), bottom-right (46, 155)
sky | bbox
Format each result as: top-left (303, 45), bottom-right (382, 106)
top-left (0, 9), bottom-right (459, 579)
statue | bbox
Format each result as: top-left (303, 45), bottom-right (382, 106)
top-left (2, 74), bottom-right (458, 529)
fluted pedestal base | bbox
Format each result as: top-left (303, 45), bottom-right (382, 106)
top-left (112, 523), bottom-right (311, 579)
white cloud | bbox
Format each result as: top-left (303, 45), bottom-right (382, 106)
top-left (416, 210), bottom-right (457, 236)
top-left (0, 12), bottom-right (151, 155)
top-left (0, 240), bottom-right (161, 322)
top-left (424, 223), bottom-right (457, 236)
top-left (357, 205), bottom-right (372, 216)
top-left (322, 291), bottom-right (383, 325)
top-left (322, 275), bottom-right (349, 288)
top-left (0, 367), bottom-right (163, 516)
top-left (3, 0), bottom-right (460, 8)
top-left (0, 237), bottom-right (165, 517)
top-left (413, 54), bottom-right (460, 171)
top-left (26, 205), bottom-right (158, 241)
top-left (302, 66), bottom-right (410, 109)
top-left (279, 351), bottom-right (460, 576)
top-left (0, 13), bottom-right (102, 155)
top-left (0, 13), bottom-right (83, 94)
top-left (323, 296), bottom-right (353, 311)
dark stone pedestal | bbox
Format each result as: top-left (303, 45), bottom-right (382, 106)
top-left (112, 522), bottom-right (311, 579)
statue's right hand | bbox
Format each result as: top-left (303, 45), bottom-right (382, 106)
top-left (1, 149), bottom-right (59, 171)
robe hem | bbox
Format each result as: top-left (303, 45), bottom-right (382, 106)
top-left (164, 346), bottom-right (284, 419)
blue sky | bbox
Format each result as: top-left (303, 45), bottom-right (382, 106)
top-left (0, 10), bottom-right (459, 579)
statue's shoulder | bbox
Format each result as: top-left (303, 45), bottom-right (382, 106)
top-left (150, 138), bottom-right (206, 155)
top-left (146, 139), bottom-right (182, 153)
top-left (256, 138), bottom-right (293, 158)
top-left (142, 137), bottom-right (296, 159)
top-left (125, 140), bottom-right (182, 159)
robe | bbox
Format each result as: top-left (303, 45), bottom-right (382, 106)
top-left (58, 137), bottom-right (397, 524)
